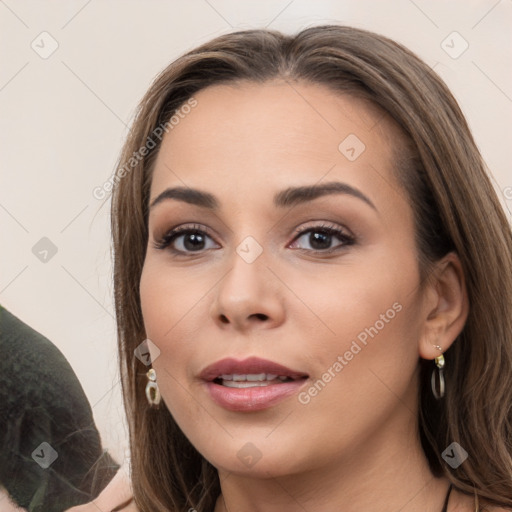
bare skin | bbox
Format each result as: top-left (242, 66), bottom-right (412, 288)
top-left (138, 79), bottom-right (483, 511)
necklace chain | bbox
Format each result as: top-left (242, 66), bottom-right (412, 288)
top-left (218, 484), bottom-right (484, 511)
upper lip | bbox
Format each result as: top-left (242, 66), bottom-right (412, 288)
top-left (199, 357), bottom-right (309, 381)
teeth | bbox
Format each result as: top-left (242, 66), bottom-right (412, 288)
top-left (216, 374), bottom-right (295, 387)
top-left (222, 381), bottom-right (272, 388)
top-left (219, 373), bottom-right (289, 382)
top-left (246, 373), bottom-right (266, 381)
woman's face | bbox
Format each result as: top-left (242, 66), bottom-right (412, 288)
top-left (140, 80), bottom-right (428, 476)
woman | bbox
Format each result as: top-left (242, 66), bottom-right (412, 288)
top-left (105, 25), bottom-right (512, 511)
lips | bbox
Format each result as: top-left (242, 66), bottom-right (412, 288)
top-left (199, 357), bottom-right (309, 411)
top-left (199, 356), bottom-right (309, 383)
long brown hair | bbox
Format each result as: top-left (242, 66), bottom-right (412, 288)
top-left (110, 25), bottom-right (512, 510)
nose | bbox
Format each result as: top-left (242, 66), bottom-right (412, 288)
top-left (209, 246), bottom-right (285, 332)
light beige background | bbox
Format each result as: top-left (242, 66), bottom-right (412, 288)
top-left (1, 0), bottom-right (511, 465)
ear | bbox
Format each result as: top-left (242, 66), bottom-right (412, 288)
top-left (418, 251), bottom-right (469, 360)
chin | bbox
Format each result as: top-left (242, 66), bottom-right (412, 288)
top-left (194, 433), bottom-right (313, 479)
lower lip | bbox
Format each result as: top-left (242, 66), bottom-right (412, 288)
top-left (204, 379), bottom-right (308, 411)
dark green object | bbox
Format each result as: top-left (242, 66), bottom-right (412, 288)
top-left (0, 305), bottom-right (119, 511)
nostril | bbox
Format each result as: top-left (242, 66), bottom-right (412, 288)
top-left (218, 313), bottom-right (268, 324)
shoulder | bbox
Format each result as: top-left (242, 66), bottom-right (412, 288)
top-left (0, 486), bottom-right (27, 512)
top-left (64, 468), bottom-right (138, 512)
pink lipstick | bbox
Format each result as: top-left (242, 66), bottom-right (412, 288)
top-left (199, 357), bottom-right (309, 412)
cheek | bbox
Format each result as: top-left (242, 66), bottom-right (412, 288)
top-left (139, 259), bottom-right (193, 397)
top-left (289, 246), bottom-right (422, 407)
top-left (290, 245), bottom-right (417, 348)
top-left (139, 256), bottom-right (212, 409)
top-left (139, 256), bottom-right (207, 341)
top-left (287, 268), bottom-right (421, 461)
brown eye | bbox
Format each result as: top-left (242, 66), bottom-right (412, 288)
top-left (153, 224), bottom-right (219, 254)
top-left (290, 224), bottom-right (355, 253)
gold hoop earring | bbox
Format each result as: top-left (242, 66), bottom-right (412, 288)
top-left (431, 346), bottom-right (445, 400)
top-left (145, 368), bottom-right (161, 407)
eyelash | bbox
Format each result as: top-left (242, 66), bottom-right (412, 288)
top-left (152, 222), bottom-right (356, 256)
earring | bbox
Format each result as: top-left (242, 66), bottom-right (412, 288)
top-left (145, 368), bottom-right (161, 406)
top-left (431, 345), bottom-right (445, 400)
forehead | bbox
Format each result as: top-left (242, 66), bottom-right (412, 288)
top-left (150, 80), bottom-right (404, 209)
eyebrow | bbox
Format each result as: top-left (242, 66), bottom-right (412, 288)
top-left (149, 181), bottom-right (377, 213)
